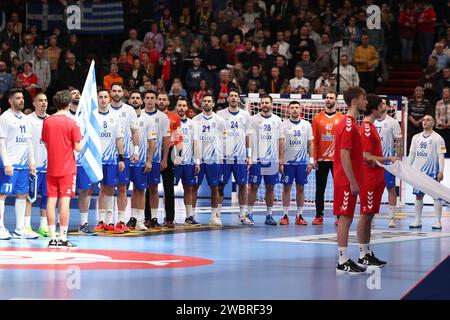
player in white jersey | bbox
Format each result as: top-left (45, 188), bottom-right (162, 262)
top-left (108, 82), bottom-right (139, 228)
top-left (94, 88), bottom-right (126, 233)
top-left (217, 89), bottom-right (253, 225)
top-left (408, 115), bottom-right (446, 230)
top-left (0, 89), bottom-right (38, 240)
top-left (127, 91), bottom-right (156, 231)
top-left (279, 101), bottom-right (314, 226)
top-left (175, 97), bottom-right (200, 225)
top-left (24, 93), bottom-right (50, 238)
top-left (192, 94), bottom-right (226, 226)
top-left (247, 95), bottom-right (284, 226)
top-left (374, 97), bottom-right (403, 228)
top-left (66, 88), bottom-right (97, 235)
top-left (142, 90), bottom-right (170, 228)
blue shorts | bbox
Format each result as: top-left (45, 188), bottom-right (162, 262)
top-left (175, 164), bottom-right (196, 186)
top-left (76, 166), bottom-right (94, 190)
top-left (249, 163), bottom-right (279, 185)
top-left (0, 168), bottom-right (29, 195)
top-left (384, 169), bottom-right (395, 188)
top-left (130, 166), bottom-right (149, 190)
top-left (37, 172), bottom-right (47, 210)
top-left (147, 162), bottom-right (161, 185)
top-left (117, 158), bottom-right (131, 185)
top-left (413, 172), bottom-right (437, 197)
top-left (281, 164), bottom-right (308, 185)
top-left (102, 164), bottom-right (119, 186)
top-left (221, 162), bottom-right (248, 185)
top-left (196, 163), bottom-right (222, 186)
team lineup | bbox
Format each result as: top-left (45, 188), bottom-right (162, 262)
top-left (0, 83), bottom-right (446, 273)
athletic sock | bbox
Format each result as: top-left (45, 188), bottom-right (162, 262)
top-left (217, 204), bottom-right (222, 216)
top-left (139, 209), bottom-right (145, 222)
top-left (239, 205), bottom-right (247, 218)
top-left (80, 212), bottom-right (88, 226)
top-left (434, 199), bottom-right (443, 223)
top-left (105, 196), bottom-right (114, 224)
top-left (0, 200), bottom-right (5, 228)
top-left (192, 206), bottom-right (196, 218)
top-left (211, 207), bottom-right (218, 219)
top-left (267, 207), bottom-right (273, 216)
top-left (49, 225), bottom-right (57, 240)
top-left (118, 211), bottom-right (126, 223)
top-left (359, 243), bottom-right (370, 259)
top-left (297, 206), bottom-right (304, 218)
top-left (39, 216), bottom-right (48, 229)
top-left (388, 205), bottom-right (396, 220)
top-left (25, 216), bottom-right (31, 228)
top-left (283, 206), bottom-right (289, 217)
top-left (150, 208), bottom-right (158, 219)
top-left (414, 199), bottom-right (423, 224)
top-left (99, 209), bottom-right (106, 224)
top-left (15, 199), bottom-right (26, 231)
top-left (60, 226), bottom-right (68, 241)
top-left (130, 208), bottom-right (137, 219)
top-left (338, 247), bottom-right (348, 265)
top-left (247, 206), bottom-right (253, 215)
top-left (185, 205), bottom-right (192, 218)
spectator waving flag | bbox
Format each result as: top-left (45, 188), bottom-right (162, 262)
top-left (76, 60), bottom-right (103, 183)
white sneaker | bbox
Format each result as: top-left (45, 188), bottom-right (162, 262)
top-left (209, 213), bottom-right (222, 226)
top-left (12, 228), bottom-right (39, 239)
top-left (240, 216), bottom-right (254, 226)
top-left (135, 221), bottom-right (148, 231)
top-left (432, 220), bottom-right (442, 230)
top-left (409, 220), bottom-right (422, 229)
top-left (388, 219), bottom-right (396, 228)
top-left (0, 227), bottom-right (12, 240)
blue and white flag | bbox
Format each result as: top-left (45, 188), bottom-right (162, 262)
top-left (26, 2), bottom-right (64, 32)
top-left (73, 0), bottom-right (124, 34)
top-left (76, 60), bottom-right (103, 184)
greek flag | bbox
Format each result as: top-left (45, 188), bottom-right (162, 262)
top-left (73, 0), bottom-right (124, 34)
top-left (76, 61), bottom-right (103, 183)
top-left (26, 2), bottom-right (64, 32)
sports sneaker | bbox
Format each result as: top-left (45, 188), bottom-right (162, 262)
top-left (295, 215), bottom-right (308, 225)
top-left (184, 216), bottom-right (200, 226)
top-left (357, 253), bottom-right (385, 268)
top-left (210, 213), bottom-right (222, 226)
top-left (104, 223), bottom-right (124, 234)
top-left (93, 221), bottom-right (107, 232)
top-left (312, 215), bottom-right (324, 225)
top-left (78, 223), bottom-right (98, 236)
top-left (135, 221), bottom-right (148, 231)
top-left (26, 225), bottom-right (41, 238)
top-left (126, 217), bottom-right (137, 229)
top-left (12, 228), bottom-right (39, 239)
top-left (164, 220), bottom-right (176, 228)
top-left (264, 215), bottom-right (277, 226)
top-left (37, 226), bottom-right (50, 237)
top-left (432, 220), bottom-right (442, 230)
top-left (247, 214), bottom-right (255, 224)
top-left (336, 259), bottom-right (366, 275)
top-left (388, 218), bottom-right (396, 228)
top-left (279, 215), bottom-right (290, 225)
top-left (57, 239), bottom-right (77, 249)
top-left (240, 216), bottom-right (254, 226)
top-left (149, 218), bottom-right (161, 228)
top-left (0, 226), bottom-right (12, 240)
top-left (48, 239), bottom-right (58, 248)
top-left (115, 222), bottom-right (130, 233)
top-left (409, 220), bottom-right (422, 229)
top-left (368, 252), bottom-right (387, 266)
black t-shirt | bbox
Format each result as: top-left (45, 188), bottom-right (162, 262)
top-left (408, 99), bottom-right (431, 120)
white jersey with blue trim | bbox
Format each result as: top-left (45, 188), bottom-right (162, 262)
top-left (0, 109), bottom-right (31, 169)
top-left (217, 108), bottom-right (252, 162)
top-left (374, 115), bottom-right (402, 157)
top-left (97, 110), bottom-right (123, 165)
top-left (409, 131), bottom-right (446, 177)
top-left (282, 118), bottom-right (313, 165)
top-left (180, 118), bottom-right (196, 165)
top-left (26, 112), bottom-right (48, 172)
top-left (251, 113), bottom-right (284, 164)
top-left (67, 109), bottom-right (83, 164)
top-left (109, 103), bottom-right (138, 159)
top-left (145, 109), bottom-right (170, 163)
top-left (192, 112), bottom-right (226, 164)
top-left (132, 112), bottom-right (157, 166)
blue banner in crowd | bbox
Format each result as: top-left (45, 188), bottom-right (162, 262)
top-left (26, 2), bottom-right (65, 32)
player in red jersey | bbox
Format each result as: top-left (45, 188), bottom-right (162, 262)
top-left (41, 90), bottom-right (82, 248)
top-left (357, 94), bottom-right (399, 268)
top-left (334, 86), bottom-right (367, 274)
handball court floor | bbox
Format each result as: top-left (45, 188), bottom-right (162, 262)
top-left (0, 198), bottom-right (449, 300)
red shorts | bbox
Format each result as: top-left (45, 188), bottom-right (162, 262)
top-left (46, 174), bottom-right (76, 198)
top-left (333, 185), bottom-right (358, 216)
top-left (360, 184), bottom-right (384, 214)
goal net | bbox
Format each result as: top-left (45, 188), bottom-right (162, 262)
top-left (242, 93), bottom-right (408, 208)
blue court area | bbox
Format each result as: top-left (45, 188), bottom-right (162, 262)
top-left (0, 198), bottom-right (449, 300)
